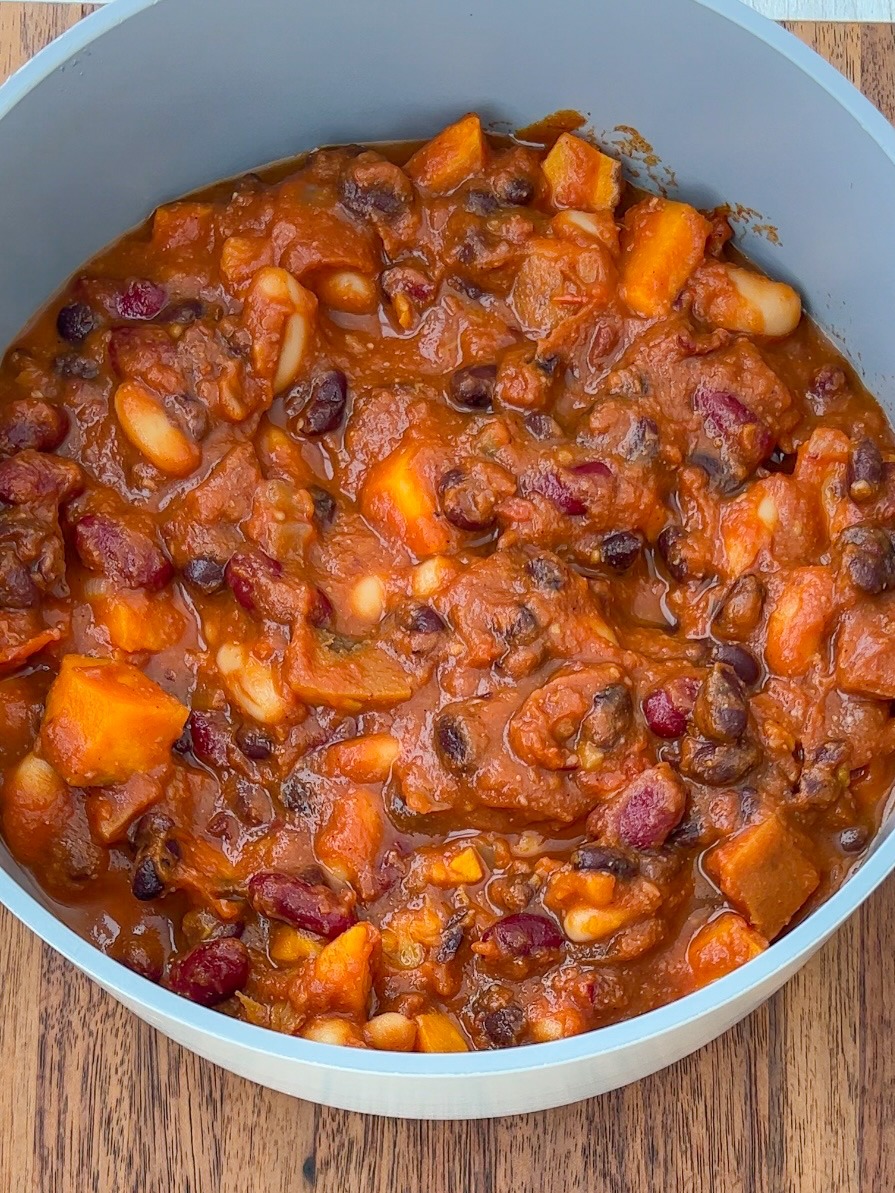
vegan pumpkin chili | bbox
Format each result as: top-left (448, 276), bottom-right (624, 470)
top-left (1, 113), bottom-right (894, 1052)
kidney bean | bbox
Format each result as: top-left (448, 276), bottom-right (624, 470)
top-left (526, 554), bottom-right (566, 591)
top-left (711, 641), bottom-right (760, 687)
top-left (248, 871), bottom-right (355, 940)
top-left (679, 736), bottom-right (759, 786)
top-left (0, 400), bottom-right (69, 456)
top-left (235, 725), bottom-right (274, 760)
top-left (848, 438), bottom-right (884, 503)
top-left (54, 352), bottom-right (100, 380)
top-left (572, 460), bottom-right (612, 479)
top-left (582, 683), bottom-right (633, 749)
top-left (182, 556), bottom-right (226, 594)
top-left (694, 664), bottom-right (748, 742)
top-left (522, 469), bottom-right (587, 516)
top-left (167, 937), bottom-right (249, 1007)
top-left (481, 1006), bottom-right (525, 1048)
top-left (616, 765), bottom-right (687, 850)
top-left (642, 678), bottom-right (698, 739)
top-left (450, 363), bottom-right (497, 411)
top-left (807, 364), bottom-right (848, 409)
top-left (308, 484), bottom-right (337, 527)
top-left (131, 855), bottom-right (165, 901)
top-left (600, 530), bottom-right (642, 572)
top-left (292, 370), bottom-right (348, 436)
top-left (572, 844), bottom-right (637, 879)
top-left (117, 279), bottom-right (167, 321)
top-left (224, 548), bottom-right (283, 612)
top-left (839, 526), bottom-right (895, 595)
top-left (481, 912), bottom-right (563, 958)
top-left (713, 580), bottom-right (762, 647)
top-left (117, 940), bottom-right (164, 983)
top-left (56, 301), bottom-right (97, 344)
top-left (0, 451), bottom-right (83, 505)
top-left (187, 710), bottom-right (231, 768)
top-left (74, 514), bottom-right (173, 591)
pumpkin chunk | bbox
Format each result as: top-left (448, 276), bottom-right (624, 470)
top-left (619, 196), bottom-right (711, 318)
top-left (406, 113), bottom-right (486, 194)
top-left (543, 133), bottom-right (622, 212)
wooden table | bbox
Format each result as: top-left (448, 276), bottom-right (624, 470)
top-left (0, 9), bottom-right (893, 1191)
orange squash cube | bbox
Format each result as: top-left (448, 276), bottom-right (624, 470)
top-left (542, 133), bottom-right (622, 212)
top-left (40, 654), bottom-right (189, 786)
top-left (316, 786), bottom-right (384, 897)
top-left (91, 591), bottom-right (184, 654)
top-left (764, 566), bottom-right (836, 677)
top-left (360, 441), bottom-right (454, 558)
top-left (319, 733), bottom-right (399, 782)
top-left (688, 912), bottom-right (767, 988)
top-left (706, 816), bottom-right (819, 939)
top-left (414, 1012), bottom-right (469, 1053)
top-left (309, 922), bottom-right (380, 1017)
top-left (619, 196), bottom-right (711, 318)
top-left (406, 113), bottom-right (486, 194)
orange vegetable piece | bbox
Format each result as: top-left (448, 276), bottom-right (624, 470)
top-left (688, 912), bottom-right (767, 988)
top-left (706, 816), bottom-right (820, 939)
top-left (619, 196), bottom-right (711, 318)
top-left (764, 566), bottom-right (836, 677)
top-left (542, 133), bottom-right (622, 211)
top-left (316, 786), bottom-right (384, 898)
top-left (414, 1012), bottom-right (469, 1053)
top-left (39, 654), bottom-right (189, 786)
top-left (305, 922), bottom-right (381, 1017)
top-left (92, 591), bottom-right (184, 653)
top-left (151, 201), bottom-right (215, 253)
top-left (0, 614), bottom-right (63, 674)
top-left (406, 113), bottom-right (486, 194)
top-left (835, 595), bottom-right (895, 699)
top-left (318, 733), bottom-right (399, 782)
top-left (85, 773), bottom-right (162, 844)
top-left (360, 441), bottom-right (454, 558)
top-left (285, 628), bottom-right (413, 714)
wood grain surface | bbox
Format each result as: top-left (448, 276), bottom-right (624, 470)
top-left (0, 10), bottom-right (893, 1192)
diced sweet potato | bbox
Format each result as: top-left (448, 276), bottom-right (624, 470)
top-left (706, 816), bottom-right (820, 939)
top-left (286, 628), bottom-right (413, 714)
top-left (318, 733), bottom-right (399, 782)
top-left (414, 1012), bottom-right (469, 1053)
top-left (0, 614), bottom-right (63, 674)
top-left (151, 202), bottom-right (215, 253)
top-left (360, 441), bottom-right (454, 558)
top-left (316, 786), bottom-right (384, 899)
top-left (835, 595), bottom-right (895, 698)
top-left (406, 113), bottom-right (486, 194)
top-left (423, 845), bottom-right (485, 888)
top-left (40, 655), bottom-right (188, 786)
top-left (220, 235), bottom-right (274, 291)
top-left (764, 567), bottom-right (836, 677)
top-left (304, 922), bottom-right (381, 1017)
top-left (85, 772), bottom-right (162, 844)
top-left (687, 912), bottom-right (767, 988)
top-left (91, 591), bottom-right (184, 653)
top-left (619, 197), bottom-right (711, 318)
top-left (542, 134), bottom-right (622, 212)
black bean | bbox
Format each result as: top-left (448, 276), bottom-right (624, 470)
top-left (435, 924), bottom-right (465, 963)
top-left (54, 352), bottom-right (100, 380)
top-left (132, 856), bottom-right (165, 901)
top-left (657, 526), bottom-right (690, 582)
top-left (498, 177), bottom-right (535, 206)
top-left (848, 438), bottom-right (883, 502)
top-left (183, 557), bottom-right (226, 595)
top-left (439, 467), bottom-right (496, 531)
top-left (407, 604), bottom-right (446, 634)
top-left (582, 683), bottom-right (633, 749)
top-left (694, 664), bottom-right (748, 742)
top-left (572, 844), bottom-right (637, 879)
top-left (526, 555), bottom-right (566, 591)
top-left (840, 825), bottom-right (869, 853)
top-left (764, 446), bottom-right (797, 475)
top-left (450, 363), bottom-right (497, 411)
top-left (481, 1006), bottom-right (525, 1048)
top-left (434, 712), bottom-right (477, 773)
top-left (600, 530), bottom-right (642, 572)
top-left (465, 188), bottom-right (500, 215)
top-left (293, 370), bottom-right (348, 434)
top-left (281, 771), bottom-right (314, 813)
top-left (679, 736), bottom-right (759, 786)
top-left (156, 298), bottom-right (204, 325)
top-left (164, 392), bottom-right (208, 441)
top-left (714, 574), bottom-right (764, 640)
top-left (840, 526), bottom-right (895, 594)
top-left (622, 416), bottom-right (660, 462)
top-left (308, 485), bottom-right (336, 527)
top-left (711, 641), bottom-right (760, 687)
top-left (235, 725), bottom-right (274, 760)
top-left (56, 301), bottom-right (96, 345)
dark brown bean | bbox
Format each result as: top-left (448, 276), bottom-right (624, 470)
top-left (0, 547), bottom-right (39, 608)
top-left (131, 856), bottom-right (165, 901)
top-left (481, 1006), bottom-right (525, 1048)
top-left (679, 736), bottom-right (759, 786)
top-left (291, 370), bottom-right (348, 434)
top-left (74, 514), bottom-right (173, 591)
top-left (526, 555), bottom-right (566, 591)
top-left (713, 574), bottom-right (764, 640)
top-left (582, 683), bottom-right (632, 749)
top-left (164, 392), bottom-right (209, 441)
top-left (621, 416), bottom-right (660, 462)
top-left (341, 160), bottom-right (413, 220)
top-left (235, 726), bottom-right (274, 760)
top-left (0, 399), bottom-right (69, 456)
top-left (790, 741), bottom-right (849, 812)
top-left (763, 446), bottom-right (797, 475)
top-left (450, 363), bottom-right (497, 411)
top-left (56, 301), bottom-right (97, 344)
top-left (711, 642), bottom-right (760, 687)
top-left (406, 604), bottom-right (446, 634)
top-left (54, 352), bottom-right (100, 380)
top-left (156, 298), bottom-right (204, 325)
top-left (182, 556), bottom-right (226, 594)
top-left (848, 438), bottom-right (884, 502)
top-left (280, 771), bottom-right (315, 814)
top-left (248, 871), bottom-right (355, 940)
top-left (840, 825), bottom-right (869, 853)
top-left (600, 530), bottom-right (642, 572)
top-left (187, 710), bottom-right (231, 768)
top-left (572, 844), bottom-right (637, 878)
top-left (839, 526), bottom-right (895, 594)
top-left (693, 664), bottom-right (748, 742)
top-left (524, 412), bottom-right (561, 440)
top-left (439, 467), bottom-right (495, 531)
top-left (656, 526), bottom-right (691, 581)
top-left (308, 484), bottom-right (336, 527)
top-left (466, 189), bottom-right (500, 216)
top-left (166, 937), bottom-right (249, 1007)
top-left (497, 176), bottom-right (535, 206)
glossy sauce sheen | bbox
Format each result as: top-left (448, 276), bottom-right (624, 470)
top-left (1, 114), bottom-right (894, 1054)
